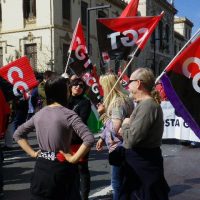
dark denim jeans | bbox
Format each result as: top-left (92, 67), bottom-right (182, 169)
top-left (78, 161), bottom-right (90, 200)
top-left (111, 165), bottom-right (122, 200)
top-left (13, 110), bottom-right (27, 131)
top-left (0, 147), bottom-right (3, 193)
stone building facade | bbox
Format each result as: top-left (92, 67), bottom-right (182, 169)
top-left (0, 0), bottom-right (193, 77)
top-left (174, 16), bottom-right (193, 55)
top-left (0, 0), bottom-right (126, 74)
top-left (133, 0), bottom-right (177, 76)
top-left (124, 0), bottom-right (193, 76)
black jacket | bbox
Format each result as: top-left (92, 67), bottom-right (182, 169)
top-left (68, 95), bottom-right (91, 144)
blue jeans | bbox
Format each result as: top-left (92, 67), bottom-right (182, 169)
top-left (13, 110), bottom-right (27, 131)
top-left (111, 165), bottom-right (122, 200)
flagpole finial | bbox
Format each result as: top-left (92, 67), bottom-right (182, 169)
top-left (61, 72), bottom-right (69, 79)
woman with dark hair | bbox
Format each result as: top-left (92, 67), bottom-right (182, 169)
top-left (68, 77), bottom-right (91, 200)
top-left (13, 75), bottom-right (94, 200)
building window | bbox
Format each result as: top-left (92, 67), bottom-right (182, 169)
top-left (63, 0), bottom-right (70, 21)
top-left (188, 29), bottom-right (191, 39)
top-left (150, 30), bottom-right (155, 50)
top-left (179, 44), bottom-right (182, 51)
top-left (63, 43), bottom-right (69, 72)
top-left (0, 47), bottom-right (3, 67)
top-left (0, 3), bottom-right (2, 23)
top-left (174, 42), bottom-right (177, 55)
top-left (185, 28), bottom-right (188, 39)
top-left (25, 43), bottom-right (37, 70)
top-left (151, 30), bottom-right (155, 44)
top-left (23, 0), bottom-right (36, 20)
top-left (158, 21), bottom-right (163, 50)
top-left (165, 25), bottom-right (169, 51)
top-left (81, 1), bottom-right (88, 26)
top-left (165, 25), bottom-right (169, 42)
top-left (98, 10), bottom-right (107, 18)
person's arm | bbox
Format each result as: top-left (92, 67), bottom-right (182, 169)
top-left (110, 105), bottom-right (126, 135)
top-left (97, 103), bottom-right (123, 135)
top-left (78, 99), bottom-right (91, 124)
top-left (17, 139), bottom-right (40, 158)
top-left (96, 138), bottom-right (104, 151)
top-left (121, 103), bottom-right (156, 147)
top-left (60, 143), bottom-right (90, 164)
top-left (111, 118), bottom-right (122, 134)
top-left (62, 110), bottom-right (95, 163)
top-left (96, 127), bottom-right (106, 151)
top-left (13, 117), bottom-right (39, 157)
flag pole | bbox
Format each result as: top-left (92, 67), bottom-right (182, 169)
top-left (155, 27), bottom-right (200, 83)
top-left (103, 45), bottom-right (140, 104)
top-left (103, 11), bottom-right (164, 104)
top-left (64, 18), bottom-right (80, 74)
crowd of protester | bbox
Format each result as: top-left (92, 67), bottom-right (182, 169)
top-left (1, 66), bottom-right (196, 200)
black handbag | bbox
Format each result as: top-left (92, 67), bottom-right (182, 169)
top-left (108, 145), bottom-right (125, 166)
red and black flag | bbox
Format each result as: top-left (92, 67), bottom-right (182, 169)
top-left (120, 0), bottom-right (139, 17)
top-left (118, 65), bottom-right (130, 89)
top-left (97, 13), bottom-right (163, 63)
top-left (67, 19), bottom-right (102, 104)
top-left (67, 18), bottom-right (93, 77)
top-left (160, 36), bottom-right (200, 138)
top-left (82, 65), bottom-right (103, 104)
top-left (0, 56), bottom-right (38, 101)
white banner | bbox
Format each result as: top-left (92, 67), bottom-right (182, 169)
top-left (161, 101), bottom-right (200, 142)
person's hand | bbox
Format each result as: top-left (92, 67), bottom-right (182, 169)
top-left (31, 150), bottom-right (41, 158)
top-left (118, 128), bottom-right (123, 136)
top-left (122, 118), bottom-right (130, 125)
top-left (59, 151), bottom-right (74, 163)
top-left (96, 138), bottom-right (104, 151)
top-left (97, 103), bottom-right (105, 115)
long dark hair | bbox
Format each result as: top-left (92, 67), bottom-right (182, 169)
top-left (45, 75), bottom-right (68, 107)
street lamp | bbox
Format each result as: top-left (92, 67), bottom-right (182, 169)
top-left (87, 4), bottom-right (111, 54)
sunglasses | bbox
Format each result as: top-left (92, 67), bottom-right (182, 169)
top-left (73, 83), bottom-right (84, 88)
top-left (128, 79), bottom-right (140, 84)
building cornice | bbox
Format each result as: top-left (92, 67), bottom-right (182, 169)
top-left (154, 0), bottom-right (177, 14)
top-left (0, 24), bottom-right (72, 35)
top-left (174, 17), bottom-right (194, 27)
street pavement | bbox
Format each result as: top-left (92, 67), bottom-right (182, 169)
top-left (1, 134), bottom-right (200, 200)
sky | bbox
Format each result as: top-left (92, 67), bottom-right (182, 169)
top-left (174, 0), bottom-right (200, 34)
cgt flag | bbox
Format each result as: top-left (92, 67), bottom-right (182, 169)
top-left (97, 13), bottom-right (163, 63)
top-left (160, 36), bottom-right (200, 138)
top-left (67, 18), bottom-right (102, 104)
top-left (0, 56), bottom-right (38, 101)
top-left (120, 0), bottom-right (139, 17)
top-left (68, 18), bottom-right (93, 76)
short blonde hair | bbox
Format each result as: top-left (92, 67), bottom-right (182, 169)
top-left (99, 73), bottom-right (129, 112)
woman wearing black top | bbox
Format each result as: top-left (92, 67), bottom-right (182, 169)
top-left (68, 78), bottom-right (91, 200)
